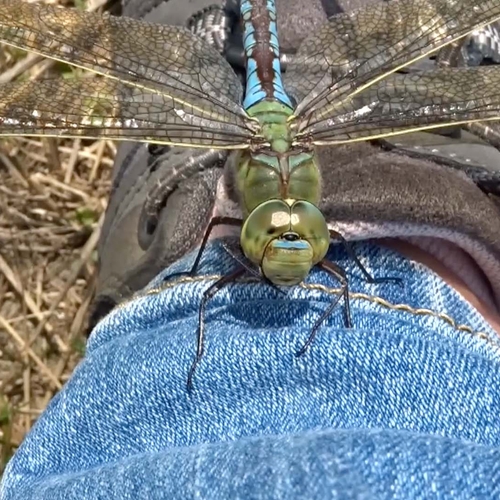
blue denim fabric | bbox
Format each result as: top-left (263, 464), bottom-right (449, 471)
top-left (2, 241), bottom-right (500, 499)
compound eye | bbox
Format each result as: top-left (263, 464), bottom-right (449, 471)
top-left (240, 199), bottom-right (291, 264)
top-left (290, 201), bottom-right (330, 264)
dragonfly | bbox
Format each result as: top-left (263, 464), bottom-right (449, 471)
top-left (1, 0), bottom-right (500, 388)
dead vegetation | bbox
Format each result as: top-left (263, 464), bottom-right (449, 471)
top-left (0, 0), bottom-right (116, 475)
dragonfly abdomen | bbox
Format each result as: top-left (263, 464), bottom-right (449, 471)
top-left (241, 0), bottom-right (292, 109)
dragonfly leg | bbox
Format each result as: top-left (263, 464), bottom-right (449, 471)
top-left (164, 216), bottom-right (243, 282)
top-left (187, 266), bottom-right (247, 391)
top-left (219, 239), bottom-right (260, 280)
top-left (330, 230), bottom-right (403, 286)
top-left (188, 216), bottom-right (243, 275)
top-left (220, 240), bottom-right (287, 297)
top-left (295, 259), bottom-right (350, 358)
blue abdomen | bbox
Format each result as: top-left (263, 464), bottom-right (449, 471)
top-left (240, 0), bottom-right (293, 110)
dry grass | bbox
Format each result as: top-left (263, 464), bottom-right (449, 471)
top-left (0, 0), bottom-right (117, 475)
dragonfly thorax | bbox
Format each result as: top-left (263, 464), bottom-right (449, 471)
top-left (246, 101), bottom-right (295, 153)
top-left (233, 148), bottom-right (322, 216)
top-left (240, 199), bottom-right (329, 286)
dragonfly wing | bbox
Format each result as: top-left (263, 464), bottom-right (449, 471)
top-left (295, 66), bottom-right (500, 145)
top-left (0, 0), bottom-right (251, 131)
top-left (285, 0), bottom-right (500, 117)
top-left (0, 77), bottom-right (253, 148)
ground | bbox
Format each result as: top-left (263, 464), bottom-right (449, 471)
top-left (0, 0), bottom-right (116, 475)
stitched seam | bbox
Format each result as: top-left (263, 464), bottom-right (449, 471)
top-left (110, 274), bottom-right (495, 345)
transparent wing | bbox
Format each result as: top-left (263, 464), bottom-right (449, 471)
top-left (0, 0), bottom-right (255, 142)
top-left (0, 77), bottom-right (253, 148)
top-left (285, 0), bottom-right (500, 119)
top-left (291, 66), bottom-right (500, 145)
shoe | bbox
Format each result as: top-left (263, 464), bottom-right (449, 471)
top-left (89, 0), bottom-right (500, 331)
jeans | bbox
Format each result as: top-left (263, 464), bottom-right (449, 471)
top-left (1, 241), bottom-right (500, 499)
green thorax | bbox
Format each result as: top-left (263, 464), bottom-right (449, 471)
top-left (235, 101), bottom-right (320, 216)
top-left (246, 100), bottom-right (294, 153)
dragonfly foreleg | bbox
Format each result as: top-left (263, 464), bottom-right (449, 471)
top-left (220, 239), bottom-right (261, 281)
top-left (163, 216), bottom-right (243, 283)
top-left (187, 266), bottom-right (247, 391)
top-left (295, 259), bottom-right (351, 358)
top-left (220, 240), bottom-right (288, 297)
top-left (329, 230), bottom-right (403, 286)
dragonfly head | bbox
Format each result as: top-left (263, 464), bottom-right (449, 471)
top-left (240, 199), bottom-right (330, 286)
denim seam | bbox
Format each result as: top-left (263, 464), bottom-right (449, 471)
top-left (111, 274), bottom-right (496, 347)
